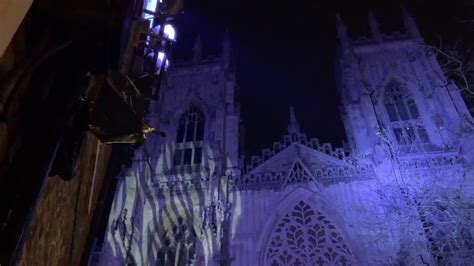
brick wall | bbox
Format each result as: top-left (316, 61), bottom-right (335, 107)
top-left (18, 133), bottom-right (112, 266)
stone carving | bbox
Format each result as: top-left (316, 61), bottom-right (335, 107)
top-left (398, 153), bottom-right (463, 171)
top-left (201, 200), bottom-right (231, 238)
top-left (155, 217), bottom-right (197, 266)
top-left (265, 201), bottom-right (354, 266)
top-left (149, 174), bottom-right (210, 197)
top-left (286, 162), bottom-right (312, 184)
top-left (233, 163), bottom-right (372, 191)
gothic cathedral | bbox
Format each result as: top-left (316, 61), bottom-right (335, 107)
top-left (95, 9), bottom-right (474, 265)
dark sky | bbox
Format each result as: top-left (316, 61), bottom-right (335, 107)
top-left (171, 0), bottom-right (472, 155)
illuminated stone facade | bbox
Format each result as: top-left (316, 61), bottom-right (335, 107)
top-left (95, 10), bottom-right (474, 266)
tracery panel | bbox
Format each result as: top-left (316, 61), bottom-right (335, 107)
top-left (265, 201), bottom-right (354, 266)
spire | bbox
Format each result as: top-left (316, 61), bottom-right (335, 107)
top-left (221, 29), bottom-right (232, 69)
top-left (288, 106), bottom-right (301, 139)
top-left (401, 5), bottom-right (422, 40)
top-left (368, 11), bottom-right (383, 42)
top-left (222, 29), bottom-right (231, 60)
top-left (193, 34), bottom-right (202, 63)
top-left (336, 13), bottom-right (351, 52)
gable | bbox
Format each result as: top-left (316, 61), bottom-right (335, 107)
top-left (250, 143), bottom-right (349, 174)
top-left (234, 143), bottom-right (371, 190)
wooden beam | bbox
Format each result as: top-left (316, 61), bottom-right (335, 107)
top-left (0, 0), bottom-right (33, 58)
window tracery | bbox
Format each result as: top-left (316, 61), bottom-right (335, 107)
top-left (173, 106), bottom-right (204, 167)
top-left (384, 80), bottom-right (430, 150)
top-left (155, 217), bottom-right (197, 266)
top-left (265, 201), bottom-right (354, 266)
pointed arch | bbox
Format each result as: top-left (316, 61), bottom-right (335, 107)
top-left (382, 79), bottom-right (420, 122)
top-left (172, 94), bottom-right (212, 123)
top-left (175, 106), bottom-right (205, 143)
top-left (258, 187), bottom-right (359, 266)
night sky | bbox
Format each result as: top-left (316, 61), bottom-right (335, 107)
top-left (171, 0), bottom-right (472, 155)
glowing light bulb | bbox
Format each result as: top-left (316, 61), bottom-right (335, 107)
top-left (164, 24), bottom-right (176, 41)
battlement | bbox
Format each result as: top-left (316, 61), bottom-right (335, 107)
top-left (337, 6), bottom-right (422, 54)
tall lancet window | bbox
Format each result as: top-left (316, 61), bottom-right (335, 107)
top-left (173, 106), bottom-right (205, 167)
top-left (384, 80), bottom-right (430, 148)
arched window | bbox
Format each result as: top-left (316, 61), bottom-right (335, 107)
top-left (264, 201), bottom-right (355, 265)
top-left (173, 106), bottom-right (205, 167)
top-left (384, 80), bottom-right (430, 148)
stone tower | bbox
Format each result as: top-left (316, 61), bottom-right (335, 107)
top-left (336, 8), bottom-right (473, 160)
top-left (96, 33), bottom-right (240, 265)
top-left (336, 8), bottom-right (474, 264)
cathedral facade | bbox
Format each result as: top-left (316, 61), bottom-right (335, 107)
top-left (95, 9), bottom-right (474, 266)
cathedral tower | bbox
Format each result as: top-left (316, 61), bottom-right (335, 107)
top-left (336, 9), bottom-right (474, 264)
top-left (97, 33), bottom-right (240, 265)
top-left (336, 8), bottom-right (472, 159)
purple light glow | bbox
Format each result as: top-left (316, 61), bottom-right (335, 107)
top-left (152, 25), bottom-right (161, 36)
